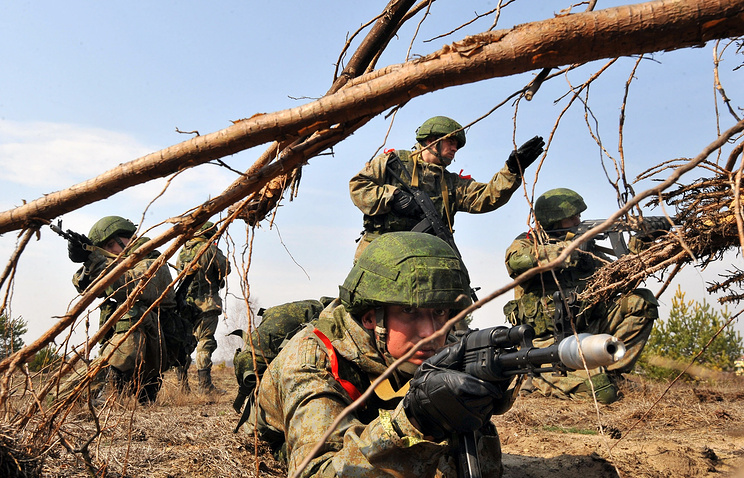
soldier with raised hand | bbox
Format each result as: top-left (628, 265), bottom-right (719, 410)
top-left (504, 188), bottom-right (659, 404)
top-left (349, 115), bottom-right (544, 259)
top-left (67, 215), bottom-right (179, 404)
top-left (249, 232), bottom-right (518, 477)
top-left (175, 221), bottom-right (231, 394)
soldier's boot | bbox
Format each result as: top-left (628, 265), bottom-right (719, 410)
top-left (575, 373), bottom-right (619, 405)
top-left (175, 365), bottom-right (191, 394)
top-left (197, 368), bottom-right (226, 395)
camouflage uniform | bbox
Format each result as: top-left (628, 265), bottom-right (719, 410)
top-left (176, 229), bottom-right (230, 391)
top-left (252, 300), bottom-right (504, 478)
top-left (72, 236), bottom-right (178, 402)
top-left (232, 298), bottom-right (332, 421)
top-left (350, 149), bottom-right (520, 260)
top-left (504, 189), bottom-right (658, 401)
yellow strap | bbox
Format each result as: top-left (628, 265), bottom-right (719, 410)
top-left (373, 378), bottom-right (410, 401)
top-left (441, 174), bottom-right (453, 232)
top-left (411, 156), bottom-right (420, 188)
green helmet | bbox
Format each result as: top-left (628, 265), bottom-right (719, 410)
top-left (339, 231), bottom-right (471, 316)
top-left (415, 116), bottom-right (466, 148)
top-left (534, 188), bottom-right (587, 229)
top-left (197, 221), bottom-right (216, 239)
top-left (88, 216), bottom-right (137, 247)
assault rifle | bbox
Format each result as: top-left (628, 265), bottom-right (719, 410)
top-left (552, 215), bottom-right (673, 258)
top-left (49, 219), bottom-right (97, 262)
top-left (385, 155), bottom-right (482, 301)
top-left (49, 220), bottom-right (91, 248)
top-left (455, 292), bottom-right (626, 478)
top-left (385, 154), bottom-right (462, 258)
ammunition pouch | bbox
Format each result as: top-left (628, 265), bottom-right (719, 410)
top-left (504, 295), bottom-right (554, 337)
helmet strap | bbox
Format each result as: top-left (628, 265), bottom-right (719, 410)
top-left (374, 307), bottom-right (387, 356)
top-left (114, 236), bottom-right (128, 251)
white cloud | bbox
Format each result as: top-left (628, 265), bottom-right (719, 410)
top-left (0, 120), bottom-right (152, 188)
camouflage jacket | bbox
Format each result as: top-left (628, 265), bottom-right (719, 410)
top-left (175, 237), bottom-right (230, 313)
top-left (72, 237), bottom-right (177, 333)
top-left (503, 230), bottom-right (611, 336)
top-left (349, 149), bottom-right (520, 234)
top-left (256, 300), bottom-right (457, 477)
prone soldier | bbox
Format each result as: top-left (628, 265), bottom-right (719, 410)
top-left (246, 232), bottom-right (517, 477)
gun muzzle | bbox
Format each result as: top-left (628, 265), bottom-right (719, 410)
top-left (557, 333), bottom-right (626, 370)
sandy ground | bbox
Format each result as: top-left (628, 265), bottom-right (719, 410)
top-left (33, 367), bottom-right (744, 477)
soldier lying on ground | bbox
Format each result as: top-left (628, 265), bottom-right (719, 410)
top-left (243, 232), bottom-right (519, 477)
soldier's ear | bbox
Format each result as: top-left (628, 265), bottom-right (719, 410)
top-left (360, 310), bottom-right (376, 331)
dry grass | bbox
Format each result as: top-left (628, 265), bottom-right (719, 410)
top-left (3, 366), bottom-right (743, 477)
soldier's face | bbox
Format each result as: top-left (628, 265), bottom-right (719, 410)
top-left (557, 214), bottom-right (581, 229)
top-left (103, 235), bottom-right (131, 254)
top-left (422, 137), bottom-right (459, 166)
top-left (364, 305), bottom-right (449, 364)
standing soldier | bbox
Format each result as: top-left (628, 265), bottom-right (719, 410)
top-left (504, 188), bottom-right (659, 403)
top-left (66, 215), bottom-right (179, 404)
top-left (349, 115), bottom-right (544, 260)
top-left (175, 221), bottom-right (231, 394)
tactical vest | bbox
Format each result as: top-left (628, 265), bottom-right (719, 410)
top-left (362, 150), bottom-right (458, 234)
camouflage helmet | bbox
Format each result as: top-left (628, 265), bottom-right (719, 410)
top-left (88, 216), bottom-right (137, 246)
top-left (415, 116), bottom-right (466, 148)
top-left (197, 221), bottom-right (216, 239)
top-left (534, 188), bottom-right (587, 229)
top-left (339, 231), bottom-right (471, 316)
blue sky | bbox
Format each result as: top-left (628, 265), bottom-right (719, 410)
top-left (1, 1), bottom-right (742, 360)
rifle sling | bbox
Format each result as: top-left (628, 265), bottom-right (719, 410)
top-left (385, 154), bottom-right (461, 256)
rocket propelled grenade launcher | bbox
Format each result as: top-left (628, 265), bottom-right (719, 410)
top-left (461, 291), bottom-right (626, 382)
top-left (455, 292), bottom-right (626, 478)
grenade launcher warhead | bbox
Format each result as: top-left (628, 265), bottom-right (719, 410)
top-left (456, 292), bottom-right (626, 478)
top-left (461, 290), bottom-right (626, 382)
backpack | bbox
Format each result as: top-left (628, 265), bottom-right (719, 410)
top-left (231, 297), bottom-right (334, 430)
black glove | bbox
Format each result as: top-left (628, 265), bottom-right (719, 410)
top-left (67, 232), bottom-right (93, 263)
top-left (506, 135), bottom-right (545, 175)
top-left (390, 189), bottom-right (421, 217)
top-left (403, 339), bottom-right (502, 441)
top-left (233, 391), bottom-right (248, 414)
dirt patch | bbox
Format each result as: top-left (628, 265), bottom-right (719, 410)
top-left (29, 367), bottom-right (744, 477)
top-left (496, 377), bottom-right (744, 478)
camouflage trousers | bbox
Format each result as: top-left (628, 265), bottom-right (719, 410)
top-left (527, 288), bottom-right (658, 399)
top-left (193, 311), bottom-right (219, 370)
top-left (58, 316), bottom-right (164, 403)
top-left (101, 317), bottom-right (164, 399)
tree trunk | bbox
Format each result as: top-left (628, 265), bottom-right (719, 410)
top-left (0, 0), bottom-right (742, 235)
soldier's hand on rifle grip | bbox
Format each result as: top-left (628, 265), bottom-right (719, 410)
top-left (403, 339), bottom-right (501, 440)
top-left (67, 232), bottom-right (93, 263)
top-left (390, 189), bottom-right (421, 217)
top-left (403, 366), bottom-right (501, 441)
top-left (506, 135), bottom-right (545, 175)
